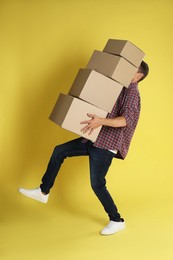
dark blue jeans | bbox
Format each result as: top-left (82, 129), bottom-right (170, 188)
top-left (40, 138), bottom-right (122, 221)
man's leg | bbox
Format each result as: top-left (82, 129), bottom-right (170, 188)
top-left (88, 143), bottom-right (125, 235)
top-left (40, 138), bottom-right (89, 194)
top-left (19, 138), bottom-right (89, 202)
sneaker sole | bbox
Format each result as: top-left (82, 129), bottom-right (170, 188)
top-left (18, 189), bottom-right (48, 204)
top-left (100, 226), bottom-right (126, 235)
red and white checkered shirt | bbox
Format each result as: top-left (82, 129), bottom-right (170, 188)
top-left (82, 83), bottom-right (141, 159)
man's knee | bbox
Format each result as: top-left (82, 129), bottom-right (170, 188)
top-left (90, 177), bottom-right (106, 192)
top-left (53, 145), bottom-right (66, 161)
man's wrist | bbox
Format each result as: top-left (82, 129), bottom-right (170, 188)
top-left (101, 118), bottom-right (108, 126)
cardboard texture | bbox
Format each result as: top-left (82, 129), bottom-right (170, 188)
top-left (103, 39), bottom-right (145, 67)
top-left (49, 93), bottom-right (108, 142)
top-left (86, 50), bottom-right (138, 87)
top-left (68, 69), bottom-right (123, 113)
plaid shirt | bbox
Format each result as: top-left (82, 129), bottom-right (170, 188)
top-left (82, 83), bottom-right (141, 159)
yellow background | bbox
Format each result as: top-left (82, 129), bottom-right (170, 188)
top-left (1, 0), bottom-right (173, 259)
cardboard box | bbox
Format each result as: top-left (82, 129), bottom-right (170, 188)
top-left (68, 69), bottom-right (123, 113)
top-left (49, 94), bottom-right (108, 142)
top-left (86, 50), bottom-right (138, 87)
top-left (103, 39), bottom-right (145, 67)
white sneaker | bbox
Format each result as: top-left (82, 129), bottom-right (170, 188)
top-left (18, 187), bottom-right (49, 204)
top-left (100, 220), bottom-right (126, 235)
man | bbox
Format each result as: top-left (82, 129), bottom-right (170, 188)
top-left (19, 61), bottom-right (149, 235)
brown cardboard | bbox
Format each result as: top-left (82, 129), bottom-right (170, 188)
top-left (68, 69), bottom-right (123, 113)
top-left (86, 50), bottom-right (138, 87)
top-left (103, 39), bottom-right (145, 67)
top-left (49, 93), bottom-right (108, 142)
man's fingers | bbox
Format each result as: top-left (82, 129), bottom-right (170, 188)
top-left (80, 120), bottom-right (90, 125)
top-left (80, 113), bottom-right (97, 134)
top-left (87, 113), bottom-right (95, 118)
top-left (81, 125), bottom-right (89, 133)
top-left (88, 128), bottom-right (94, 135)
top-left (81, 124), bottom-right (94, 134)
top-left (80, 114), bottom-right (96, 125)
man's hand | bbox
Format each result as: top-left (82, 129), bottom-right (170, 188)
top-left (80, 114), bottom-right (127, 135)
top-left (80, 113), bottom-right (103, 135)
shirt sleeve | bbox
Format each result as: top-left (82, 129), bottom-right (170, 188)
top-left (120, 88), bottom-right (140, 127)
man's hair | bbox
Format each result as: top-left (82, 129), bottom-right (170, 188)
top-left (138, 61), bottom-right (149, 82)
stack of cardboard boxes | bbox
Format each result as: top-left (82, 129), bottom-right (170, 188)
top-left (49, 39), bottom-right (145, 141)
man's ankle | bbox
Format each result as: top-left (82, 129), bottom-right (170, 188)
top-left (41, 191), bottom-right (48, 195)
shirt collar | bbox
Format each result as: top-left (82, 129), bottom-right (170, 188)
top-left (128, 82), bottom-right (138, 89)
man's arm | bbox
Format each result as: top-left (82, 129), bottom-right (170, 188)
top-left (80, 113), bottom-right (127, 135)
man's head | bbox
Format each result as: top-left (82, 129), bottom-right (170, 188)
top-left (131, 61), bottom-right (149, 83)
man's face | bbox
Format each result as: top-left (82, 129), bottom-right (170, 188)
top-left (131, 71), bottom-right (144, 83)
